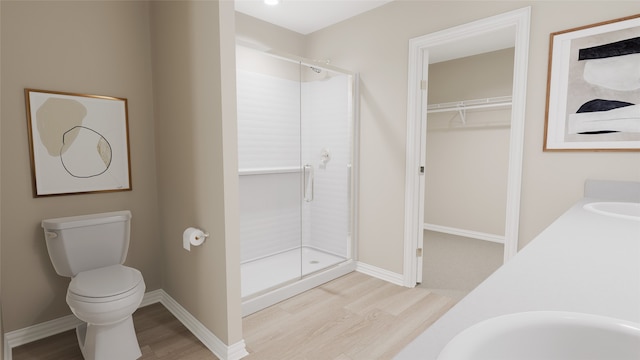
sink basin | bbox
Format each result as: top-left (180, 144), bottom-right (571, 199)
top-left (583, 202), bottom-right (640, 221)
top-left (437, 312), bottom-right (640, 360)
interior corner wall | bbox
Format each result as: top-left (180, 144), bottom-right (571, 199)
top-left (303, 1), bottom-right (640, 275)
top-left (0, 0), bottom-right (161, 332)
top-left (0, 1), bottom-right (3, 356)
top-left (150, 0), bottom-right (242, 346)
top-left (235, 12), bottom-right (306, 57)
top-left (218, 0), bottom-right (243, 344)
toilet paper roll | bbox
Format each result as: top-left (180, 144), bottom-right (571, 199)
top-left (183, 227), bottom-right (208, 251)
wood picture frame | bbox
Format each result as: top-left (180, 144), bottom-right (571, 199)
top-left (25, 89), bottom-right (132, 196)
top-left (544, 14), bottom-right (640, 151)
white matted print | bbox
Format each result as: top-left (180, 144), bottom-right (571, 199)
top-left (25, 89), bottom-right (132, 196)
top-left (544, 14), bottom-right (640, 151)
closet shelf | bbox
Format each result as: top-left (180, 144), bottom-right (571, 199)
top-left (427, 96), bottom-right (512, 113)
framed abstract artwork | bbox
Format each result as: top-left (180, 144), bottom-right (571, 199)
top-left (25, 89), bottom-right (132, 196)
top-left (544, 14), bottom-right (640, 151)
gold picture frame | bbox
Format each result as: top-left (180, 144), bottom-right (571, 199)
top-left (544, 14), bottom-right (640, 151)
top-left (25, 89), bottom-right (132, 196)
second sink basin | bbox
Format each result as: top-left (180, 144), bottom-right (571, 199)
top-left (437, 311), bottom-right (640, 360)
top-left (583, 201), bottom-right (640, 221)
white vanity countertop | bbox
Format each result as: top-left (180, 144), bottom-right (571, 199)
top-left (395, 198), bottom-right (640, 360)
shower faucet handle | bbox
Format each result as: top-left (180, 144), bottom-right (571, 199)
top-left (319, 148), bottom-right (331, 169)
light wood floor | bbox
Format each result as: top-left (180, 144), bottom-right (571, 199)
top-left (12, 302), bottom-right (217, 360)
top-left (242, 272), bottom-right (455, 359)
top-left (13, 272), bottom-right (455, 360)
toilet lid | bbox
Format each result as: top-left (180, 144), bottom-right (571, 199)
top-left (69, 265), bottom-right (142, 298)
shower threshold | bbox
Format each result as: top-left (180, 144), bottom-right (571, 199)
top-left (241, 247), bottom-right (355, 315)
top-left (241, 247), bottom-right (345, 298)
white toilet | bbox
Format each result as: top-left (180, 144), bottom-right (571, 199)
top-left (42, 210), bottom-right (145, 360)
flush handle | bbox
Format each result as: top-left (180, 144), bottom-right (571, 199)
top-left (45, 231), bottom-right (58, 239)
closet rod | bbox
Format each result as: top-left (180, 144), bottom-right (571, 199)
top-left (427, 122), bottom-right (511, 131)
top-left (427, 96), bottom-right (512, 113)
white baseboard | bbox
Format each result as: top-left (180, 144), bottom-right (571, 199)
top-left (3, 290), bottom-right (248, 360)
top-left (356, 261), bottom-right (405, 286)
top-left (423, 223), bottom-right (505, 244)
top-left (3, 313), bottom-right (83, 360)
top-left (157, 290), bottom-right (248, 360)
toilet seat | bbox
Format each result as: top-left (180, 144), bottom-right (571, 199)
top-left (68, 265), bottom-right (143, 303)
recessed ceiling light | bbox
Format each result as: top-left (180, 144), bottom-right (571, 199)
top-left (264, 0), bottom-right (280, 6)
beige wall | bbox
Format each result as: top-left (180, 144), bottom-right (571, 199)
top-left (0, 1), bottom-right (3, 355)
top-left (0, 1), bottom-right (162, 332)
top-left (150, 0), bottom-right (242, 345)
top-left (236, 46), bottom-right (302, 82)
top-left (304, 1), bottom-right (640, 274)
top-left (427, 48), bottom-right (515, 105)
top-left (236, 12), bottom-right (306, 57)
top-left (425, 49), bottom-right (513, 235)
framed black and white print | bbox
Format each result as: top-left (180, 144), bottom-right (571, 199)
top-left (25, 89), bottom-right (132, 196)
top-left (544, 14), bottom-right (640, 151)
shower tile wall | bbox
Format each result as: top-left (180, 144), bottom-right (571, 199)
top-left (236, 71), bottom-right (300, 170)
top-left (302, 76), bottom-right (350, 257)
top-left (237, 71), bottom-right (301, 262)
top-left (238, 69), bottom-right (350, 263)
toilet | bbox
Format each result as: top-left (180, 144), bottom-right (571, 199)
top-left (42, 210), bottom-right (145, 360)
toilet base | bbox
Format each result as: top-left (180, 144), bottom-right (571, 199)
top-left (76, 316), bottom-right (142, 360)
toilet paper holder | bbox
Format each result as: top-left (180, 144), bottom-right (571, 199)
top-left (194, 231), bottom-right (209, 240)
top-left (183, 227), bottom-right (209, 251)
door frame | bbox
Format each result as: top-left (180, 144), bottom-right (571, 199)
top-left (402, 7), bottom-right (531, 286)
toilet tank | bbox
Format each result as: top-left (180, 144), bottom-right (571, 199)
top-left (42, 211), bottom-right (132, 277)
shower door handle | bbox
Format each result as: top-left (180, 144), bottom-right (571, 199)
top-left (304, 164), bottom-right (314, 202)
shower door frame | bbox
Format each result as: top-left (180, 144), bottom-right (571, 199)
top-left (238, 45), bottom-right (359, 316)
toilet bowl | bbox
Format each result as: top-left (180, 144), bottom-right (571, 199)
top-left (67, 265), bottom-right (145, 360)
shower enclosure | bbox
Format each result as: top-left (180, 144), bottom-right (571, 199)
top-left (236, 46), bottom-right (357, 315)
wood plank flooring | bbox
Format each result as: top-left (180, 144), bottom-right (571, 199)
top-left (12, 272), bottom-right (455, 360)
top-left (12, 303), bottom-right (217, 360)
top-left (242, 272), bottom-right (455, 359)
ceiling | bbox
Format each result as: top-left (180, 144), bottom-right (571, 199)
top-left (234, 0), bottom-right (394, 35)
top-left (235, 0), bottom-right (516, 63)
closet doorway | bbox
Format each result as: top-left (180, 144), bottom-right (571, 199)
top-left (403, 7), bottom-right (531, 291)
top-left (422, 48), bottom-right (513, 299)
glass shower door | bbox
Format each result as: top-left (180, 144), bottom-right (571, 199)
top-left (299, 66), bottom-right (353, 278)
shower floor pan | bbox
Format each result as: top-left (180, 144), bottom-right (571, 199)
top-left (241, 247), bottom-right (346, 299)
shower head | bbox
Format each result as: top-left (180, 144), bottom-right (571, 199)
top-left (309, 66), bottom-right (322, 74)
